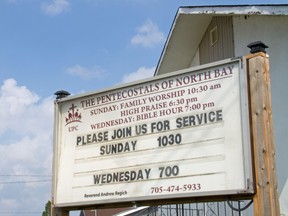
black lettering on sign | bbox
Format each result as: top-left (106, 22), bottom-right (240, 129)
top-left (93, 168), bottom-right (151, 184)
top-left (151, 120), bottom-right (170, 132)
top-left (176, 110), bottom-right (223, 128)
top-left (111, 127), bottom-right (132, 139)
top-left (76, 131), bottom-right (109, 146)
top-left (158, 134), bottom-right (182, 147)
top-left (100, 141), bottom-right (137, 155)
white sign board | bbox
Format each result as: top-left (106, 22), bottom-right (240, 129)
top-left (53, 58), bottom-right (253, 207)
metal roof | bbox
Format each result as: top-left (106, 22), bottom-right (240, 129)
top-left (179, 4), bottom-right (288, 15)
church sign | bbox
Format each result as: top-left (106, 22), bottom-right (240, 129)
top-left (52, 58), bottom-right (254, 207)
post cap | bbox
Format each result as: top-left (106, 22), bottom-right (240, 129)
top-left (247, 41), bottom-right (268, 54)
top-left (54, 90), bottom-right (70, 100)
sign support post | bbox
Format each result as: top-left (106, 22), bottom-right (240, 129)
top-left (245, 45), bottom-right (280, 216)
top-left (51, 206), bottom-right (69, 216)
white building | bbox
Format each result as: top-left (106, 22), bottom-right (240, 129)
top-left (155, 4), bottom-right (288, 215)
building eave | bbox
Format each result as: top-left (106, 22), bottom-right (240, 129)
top-left (155, 4), bottom-right (288, 76)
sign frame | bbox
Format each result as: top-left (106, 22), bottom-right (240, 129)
top-left (52, 57), bottom-right (254, 208)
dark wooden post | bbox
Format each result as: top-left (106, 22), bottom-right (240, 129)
top-left (246, 42), bottom-right (280, 216)
top-left (51, 206), bottom-right (69, 216)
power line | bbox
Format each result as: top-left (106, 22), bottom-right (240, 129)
top-left (0, 179), bottom-right (51, 184)
top-left (0, 174), bottom-right (52, 184)
top-left (0, 212), bottom-right (42, 213)
top-left (0, 174), bottom-right (51, 177)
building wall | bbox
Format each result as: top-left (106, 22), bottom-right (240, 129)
top-left (190, 48), bottom-right (200, 67)
top-left (199, 16), bottom-right (234, 64)
top-left (233, 14), bottom-right (288, 215)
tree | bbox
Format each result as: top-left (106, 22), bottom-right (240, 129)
top-left (42, 200), bottom-right (51, 216)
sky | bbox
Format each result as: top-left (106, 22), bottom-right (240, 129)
top-left (0, 0), bottom-right (288, 215)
